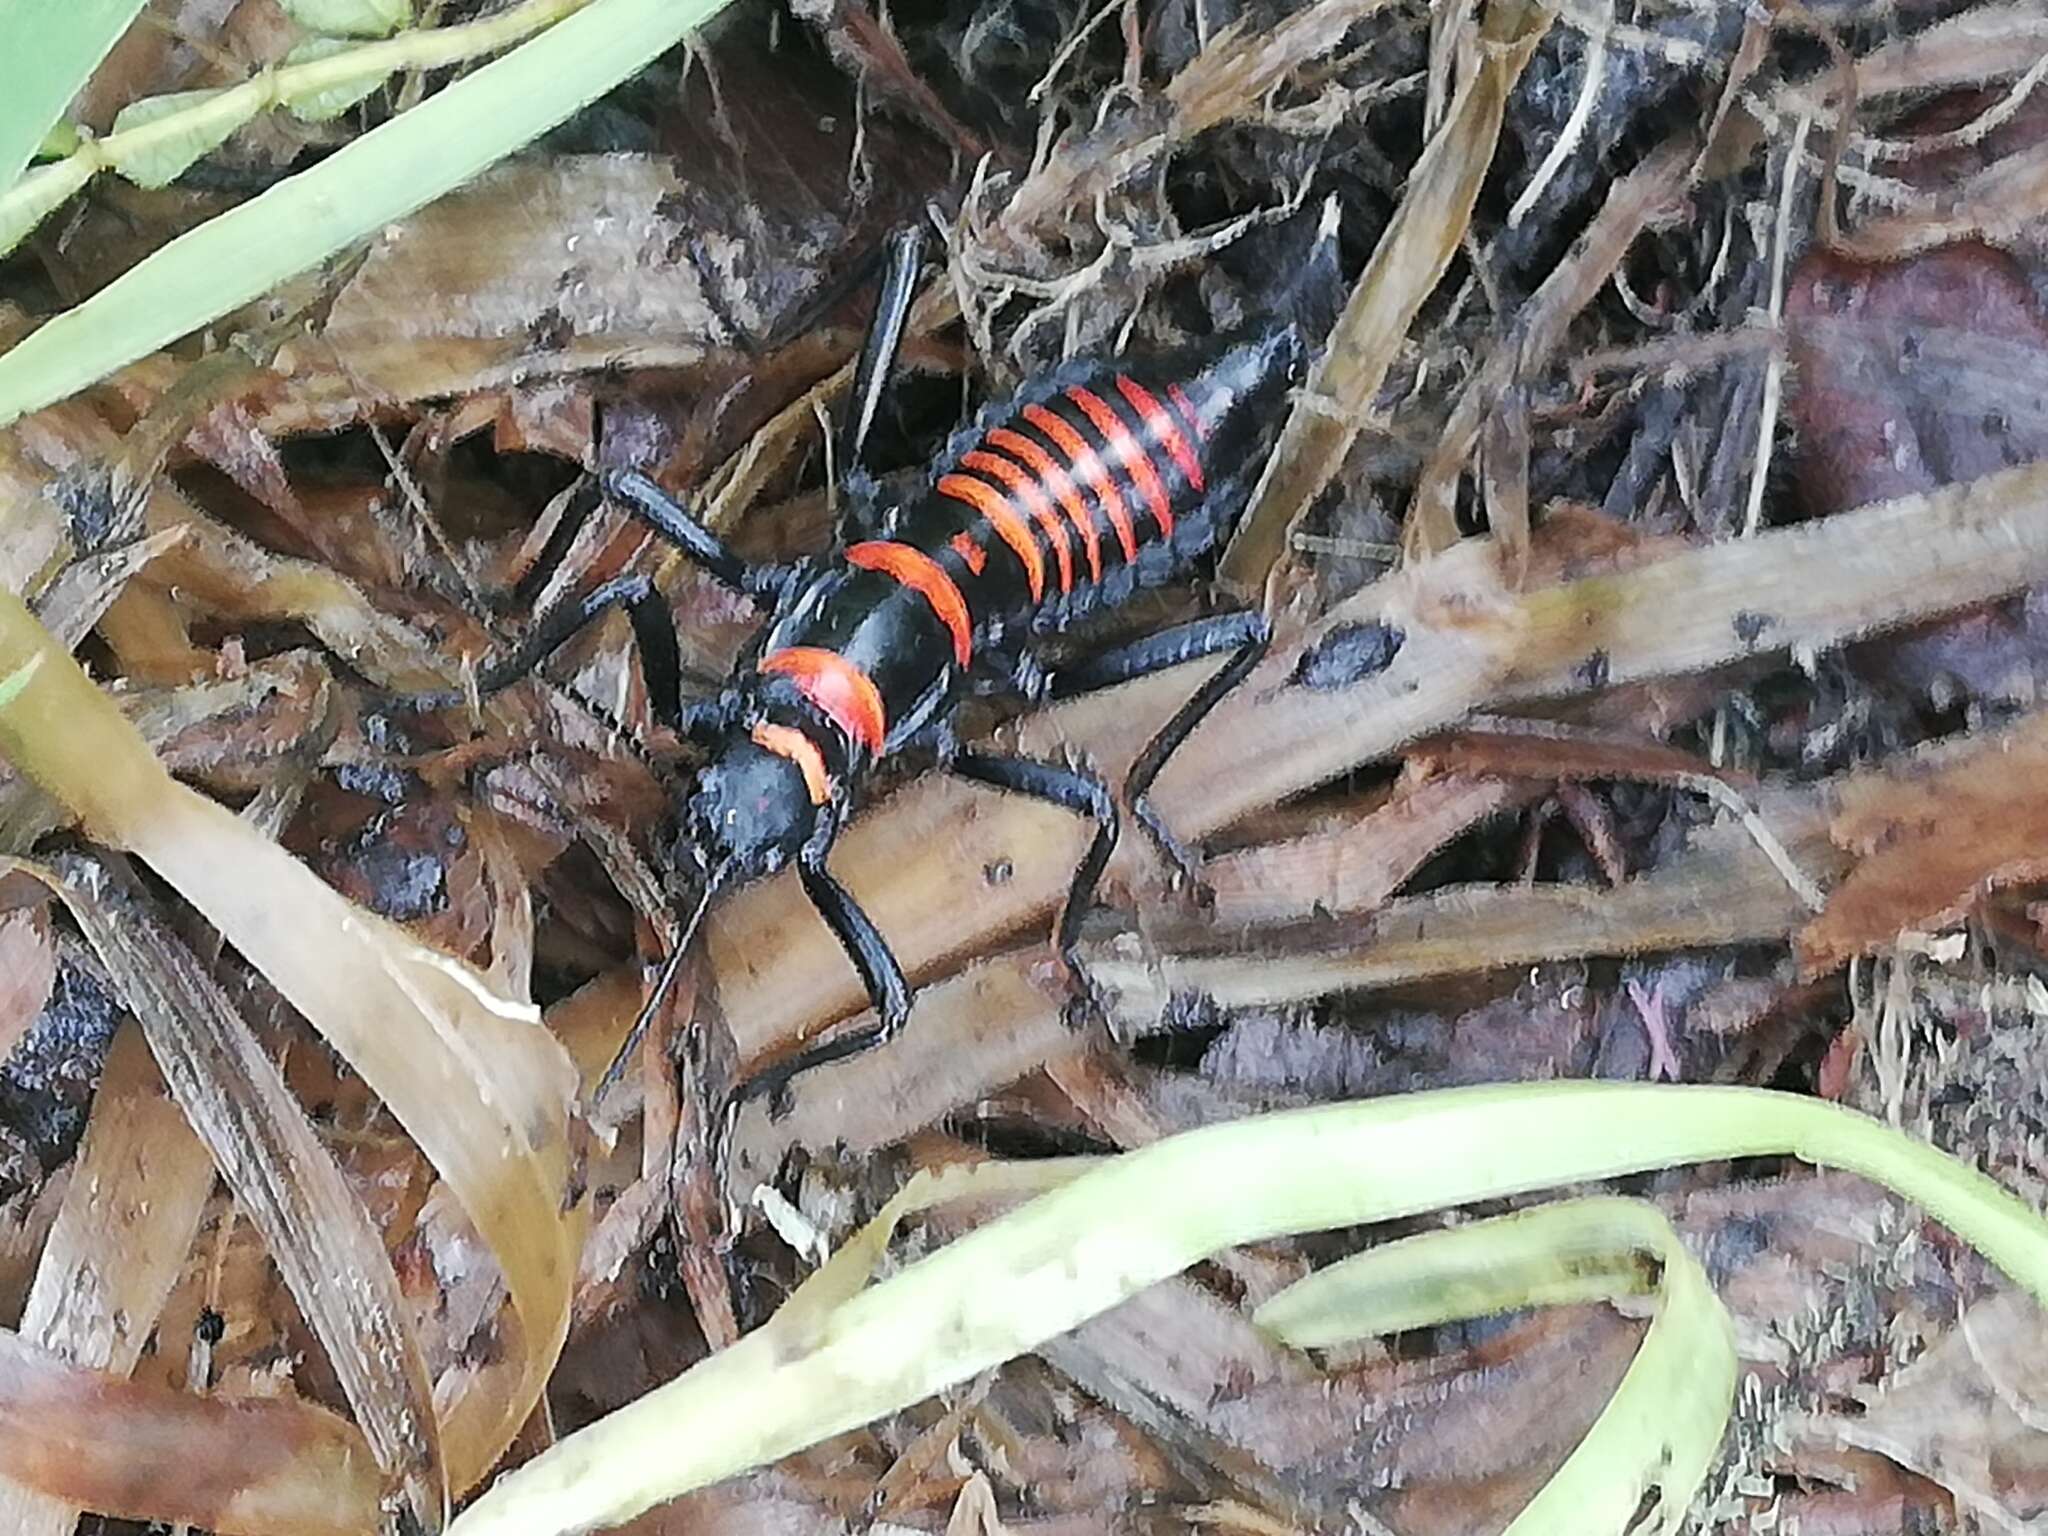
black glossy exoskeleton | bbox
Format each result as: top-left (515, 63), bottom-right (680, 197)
top-left (437, 210), bottom-right (1337, 1103)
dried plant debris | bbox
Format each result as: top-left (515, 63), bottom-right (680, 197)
top-left (1788, 239), bottom-right (2048, 712)
top-left (15, 0), bottom-right (2048, 1534)
top-left (1798, 713), bottom-right (2048, 976)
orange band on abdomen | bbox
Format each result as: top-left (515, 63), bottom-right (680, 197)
top-left (750, 721), bottom-right (833, 805)
top-left (1067, 384), bottom-right (1173, 538)
top-left (846, 540), bottom-right (974, 666)
top-left (1116, 375), bottom-right (1204, 492)
top-left (948, 532), bottom-right (987, 575)
top-left (1023, 404), bottom-right (1138, 563)
top-left (962, 451), bottom-right (1073, 594)
top-left (986, 428), bottom-right (1101, 581)
top-left (759, 648), bottom-right (887, 756)
top-left (937, 472), bottom-right (1045, 603)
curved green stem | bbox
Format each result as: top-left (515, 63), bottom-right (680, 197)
top-left (2, 0), bottom-right (592, 237)
top-left (0, 0), bottom-right (736, 426)
top-left (448, 1082), bottom-right (2048, 1536)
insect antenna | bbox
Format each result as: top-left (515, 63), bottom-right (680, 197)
top-left (589, 842), bottom-right (727, 1111)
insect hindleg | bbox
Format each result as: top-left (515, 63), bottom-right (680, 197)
top-left (1052, 609), bottom-right (1272, 890)
top-left (1126, 616), bottom-right (1271, 884)
top-left (1047, 609), bottom-right (1268, 696)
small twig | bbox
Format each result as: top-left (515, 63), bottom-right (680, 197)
top-left (367, 420), bottom-right (487, 612)
top-left (1550, 0), bottom-right (1712, 65)
top-left (1424, 0), bottom-right (1475, 135)
top-left (1741, 110), bottom-right (1811, 539)
top-left (1857, 44), bottom-right (2048, 162)
top-left (1508, 0), bottom-right (1611, 228)
top-left (1029, 0), bottom-right (1125, 106)
top-left (1677, 772), bottom-right (1829, 915)
top-left (1625, 978), bottom-right (1683, 1083)
top-left (1568, 326), bottom-right (1778, 387)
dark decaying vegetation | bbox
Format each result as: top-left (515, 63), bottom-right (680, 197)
top-left (10, 0), bottom-right (2048, 1531)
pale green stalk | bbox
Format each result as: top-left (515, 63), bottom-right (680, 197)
top-left (1258, 1197), bottom-right (1737, 1536)
top-left (2, 0), bottom-right (594, 218)
top-left (0, 654), bottom-right (41, 711)
top-left (448, 1082), bottom-right (2048, 1536)
top-left (0, 0), bottom-right (151, 191)
top-left (0, 0), bottom-right (738, 426)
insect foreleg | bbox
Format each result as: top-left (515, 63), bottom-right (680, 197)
top-left (401, 573), bottom-right (722, 742)
top-left (728, 853), bottom-right (915, 1114)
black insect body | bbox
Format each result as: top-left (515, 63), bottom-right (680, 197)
top-left (443, 221), bottom-right (1333, 1103)
top-left (696, 335), bottom-right (1294, 888)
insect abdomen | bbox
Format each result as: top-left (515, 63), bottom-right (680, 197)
top-left (918, 365), bottom-right (1216, 623)
top-left (748, 327), bottom-right (1303, 766)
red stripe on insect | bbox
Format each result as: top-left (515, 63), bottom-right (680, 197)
top-left (1066, 384), bottom-right (1173, 538)
top-left (948, 532), bottom-right (988, 575)
top-left (751, 722), bottom-right (833, 806)
top-left (760, 648), bottom-right (887, 756)
top-left (846, 541), bottom-right (974, 666)
top-left (937, 472), bottom-right (1045, 602)
top-left (1169, 383), bottom-right (1210, 440)
top-left (986, 428), bottom-right (1101, 581)
top-left (963, 450), bottom-right (1074, 594)
top-left (1022, 404), bottom-right (1138, 563)
top-left (1116, 375), bottom-right (1204, 493)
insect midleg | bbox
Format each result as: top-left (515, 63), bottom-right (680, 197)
top-left (602, 469), bottom-right (796, 600)
top-left (947, 751), bottom-right (1118, 969)
top-left (1046, 609), bottom-right (1270, 894)
top-left (511, 476), bottom-right (603, 608)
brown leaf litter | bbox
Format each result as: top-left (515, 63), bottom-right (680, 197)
top-left (14, 1), bottom-right (2048, 1533)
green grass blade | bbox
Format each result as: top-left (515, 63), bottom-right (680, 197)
top-left (1256, 1198), bottom-right (1737, 1536)
top-left (0, 0), bottom-right (151, 192)
top-left (446, 1082), bottom-right (2048, 1536)
top-left (1254, 1196), bottom-right (1665, 1344)
top-left (0, 0), bottom-right (737, 428)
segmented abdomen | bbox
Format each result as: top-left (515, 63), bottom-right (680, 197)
top-left (844, 365), bottom-right (1216, 691)
top-left (752, 344), bottom-right (1273, 770)
top-left (923, 370), bottom-right (1213, 617)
